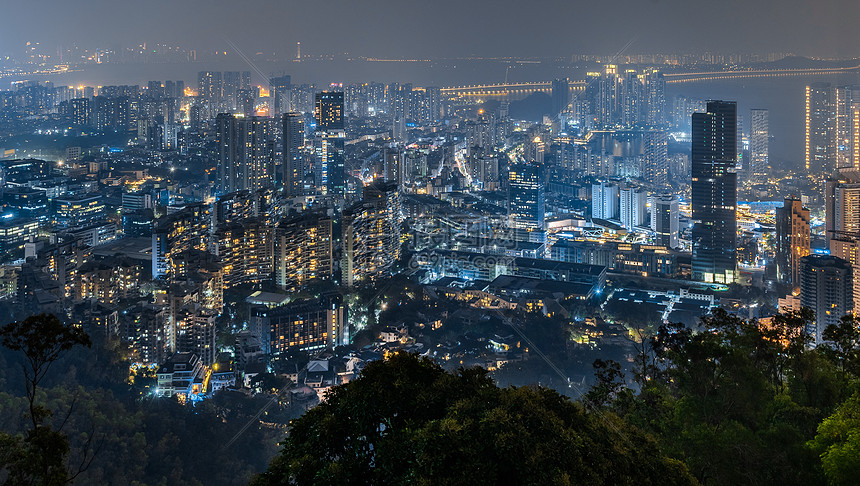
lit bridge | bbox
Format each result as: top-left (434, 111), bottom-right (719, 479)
top-left (665, 64), bottom-right (860, 83)
top-left (441, 81), bottom-right (585, 99)
top-left (441, 65), bottom-right (860, 97)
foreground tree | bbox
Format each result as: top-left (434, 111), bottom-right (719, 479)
top-left (593, 308), bottom-right (853, 485)
top-left (809, 391), bottom-right (860, 486)
top-left (253, 352), bottom-right (696, 486)
top-left (0, 314), bottom-right (93, 486)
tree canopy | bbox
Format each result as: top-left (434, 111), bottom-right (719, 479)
top-left (597, 309), bottom-right (860, 486)
top-left (253, 352), bottom-right (696, 486)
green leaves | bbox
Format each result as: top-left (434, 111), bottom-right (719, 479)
top-left (254, 352), bottom-right (696, 486)
top-left (601, 307), bottom-right (860, 485)
top-left (809, 392), bottom-right (860, 486)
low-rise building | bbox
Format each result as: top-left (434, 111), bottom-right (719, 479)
top-left (156, 352), bottom-right (205, 398)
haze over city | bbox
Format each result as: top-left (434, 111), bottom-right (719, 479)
top-left (3, 0), bottom-right (860, 58)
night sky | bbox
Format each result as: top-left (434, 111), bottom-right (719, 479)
top-left (2, 0), bottom-right (860, 58)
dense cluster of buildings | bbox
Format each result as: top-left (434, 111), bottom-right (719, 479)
top-left (0, 65), bottom-right (857, 402)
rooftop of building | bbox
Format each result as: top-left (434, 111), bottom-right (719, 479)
top-left (246, 291), bottom-right (291, 308)
top-left (54, 192), bottom-right (103, 202)
top-left (512, 256), bottom-right (606, 276)
top-left (487, 274), bottom-right (594, 298)
top-left (91, 237), bottom-right (152, 261)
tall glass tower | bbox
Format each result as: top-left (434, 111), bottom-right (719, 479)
top-left (508, 163), bottom-right (545, 230)
top-left (692, 100), bottom-right (738, 284)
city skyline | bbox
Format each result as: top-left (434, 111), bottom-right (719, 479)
top-left (3, 1), bottom-right (860, 484)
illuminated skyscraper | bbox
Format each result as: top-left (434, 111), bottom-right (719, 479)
top-left (775, 198), bottom-right (810, 285)
top-left (806, 83), bottom-right (835, 175)
top-left (282, 112), bottom-right (304, 197)
top-left (595, 65), bottom-right (621, 126)
top-left (827, 178), bottom-right (860, 310)
top-left (508, 163), bottom-right (545, 230)
top-left (223, 71), bottom-right (242, 110)
top-left (213, 219), bottom-right (273, 288)
top-left (835, 85), bottom-right (860, 170)
top-left (313, 91), bottom-right (345, 196)
top-left (152, 203), bottom-right (211, 280)
top-left (274, 211), bottom-right (333, 290)
top-left (692, 100), bottom-right (737, 284)
top-left (642, 68), bottom-right (666, 127)
top-left (313, 133), bottom-right (345, 196)
top-left (314, 91), bottom-right (344, 131)
top-left (341, 181), bottom-right (401, 287)
top-left (749, 109), bottom-right (769, 182)
top-left (70, 98), bottom-right (90, 127)
top-left (827, 180), bottom-right (860, 239)
top-left (621, 70), bottom-right (642, 126)
top-left (267, 293), bottom-right (345, 354)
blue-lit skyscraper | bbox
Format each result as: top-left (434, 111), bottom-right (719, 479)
top-left (508, 163), bottom-right (544, 230)
top-left (313, 91), bottom-right (345, 197)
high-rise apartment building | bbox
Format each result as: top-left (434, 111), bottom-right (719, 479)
top-left (313, 133), bottom-right (345, 196)
top-left (216, 114), bottom-right (274, 195)
top-left (198, 71), bottom-right (223, 117)
top-left (282, 112), bottom-right (305, 197)
top-left (643, 129), bottom-right (668, 185)
top-left (152, 203), bottom-right (211, 280)
top-left (591, 181), bottom-right (619, 221)
top-left (267, 293), bottom-right (345, 354)
top-left (835, 85), bottom-right (860, 171)
top-left (70, 98), bottom-right (90, 127)
top-left (642, 68), bottom-right (666, 127)
top-left (619, 185), bottom-right (647, 230)
top-left (213, 219), bottom-right (273, 289)
top-left (341, 181), bottom-right (401, 287)
top-left (692, 100), bottom-right (738, 284)
top-left (775, 198), bottom-right (810, 286)
top-left (806, 83), bottom-right (835, 175)
top-left (274, 211), bottom-right (333, 290)
top-left (651, 195), bottom-right (680, 249)
top-left (827, 180), bottom-right (860, 239)
top-left (171, 305), bottom-right (217, 366)
top-left (800, 255), bottom-right (854, 345)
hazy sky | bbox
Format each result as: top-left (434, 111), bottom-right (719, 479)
top-left (2, 0), bottom-right (860, 59)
